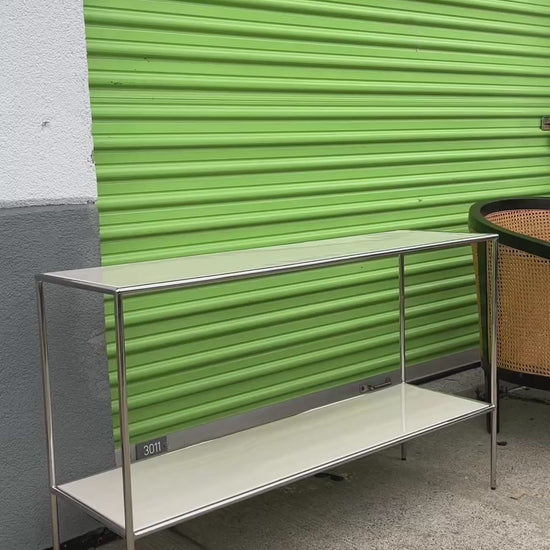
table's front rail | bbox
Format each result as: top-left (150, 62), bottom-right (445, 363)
top-left (36, 231), bottom-right (497, 296)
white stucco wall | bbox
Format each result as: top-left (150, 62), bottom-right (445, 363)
top-left (0, 0), bottom-right (97, 207)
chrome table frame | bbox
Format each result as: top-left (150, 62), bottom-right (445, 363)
top-left (36, 231), bottom-right (498, 550)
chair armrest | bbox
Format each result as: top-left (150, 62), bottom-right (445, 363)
top-left (469, 198), bottom-right (550, 260)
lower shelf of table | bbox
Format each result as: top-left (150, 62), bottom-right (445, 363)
top-left (57, 383), bottom-right (492, 538)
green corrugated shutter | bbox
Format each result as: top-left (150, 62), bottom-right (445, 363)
top-left (83, 0), bottom-right (550, 443)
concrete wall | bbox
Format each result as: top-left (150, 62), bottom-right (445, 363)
top-left (0, 0), bottom-right (97, 207)
top-left (0, 2), bottom-right (114, 549)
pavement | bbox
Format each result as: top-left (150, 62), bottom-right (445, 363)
top-left (102, 368), bottom-right (550, 550)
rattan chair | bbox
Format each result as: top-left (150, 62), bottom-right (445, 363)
top-left (469, 198), bottom-right (550, 410)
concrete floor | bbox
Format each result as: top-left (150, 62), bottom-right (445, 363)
top-left (102, 368), bottom-right (550, 550)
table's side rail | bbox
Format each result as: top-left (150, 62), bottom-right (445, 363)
top-left (35, 273), bottom-right (117, 295)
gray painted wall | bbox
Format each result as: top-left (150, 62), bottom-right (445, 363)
top-left (0, 205), bottom-right (114, 549)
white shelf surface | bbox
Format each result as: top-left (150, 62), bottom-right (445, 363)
top-left (40, 230), bottom-right (495, 294)
top-left (58, 384), bottom-right (491, 537)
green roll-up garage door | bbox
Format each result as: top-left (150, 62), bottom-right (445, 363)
top-left (83, 0), bottom-right (550, 443)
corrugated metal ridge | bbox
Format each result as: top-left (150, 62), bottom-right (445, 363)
top-left (429, 0), bottom-right (550, 14)
top-left (93, 129), bottom-right (542, 149)
top-left (98, 165), bottom-right (549, 210)
top-left (95, 148), bottom-right (549, 182)
top-left (85, 1), bottom-right (550, 38)
top-left (84, 8), bottom-right (550, 56)
top-left (87, 41), bottom-right (549, 77)
top-left (90, 107), bottom-right (550, 119)
top-left (99, 186), bottom-right (549, 241)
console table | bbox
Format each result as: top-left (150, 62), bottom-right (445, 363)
top-left (36, 230), bottom-right (498, 550)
